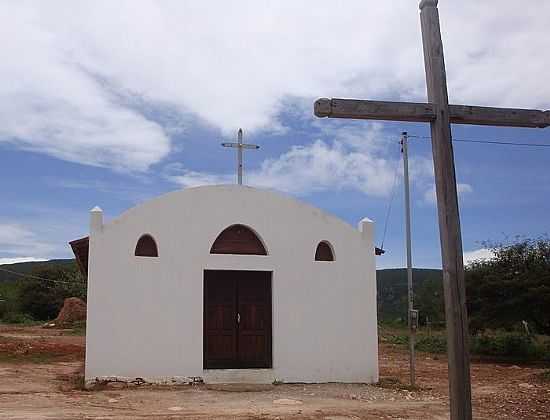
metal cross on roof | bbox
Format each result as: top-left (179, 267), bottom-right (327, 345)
top-left (221, 128), bottom-right (259, 185)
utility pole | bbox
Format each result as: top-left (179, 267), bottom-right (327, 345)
top-left (401, 131), bottom-right (416, 387)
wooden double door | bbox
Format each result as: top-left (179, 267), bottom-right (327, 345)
top-left (203, 270), bottom-right (272, 369)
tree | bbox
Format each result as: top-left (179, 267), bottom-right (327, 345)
top-left (18, 266), bottom-right (86, 321)
top-left (415, 276), bottom-right (445, 326)
top-left (466, 237), bottom-right (550, 334)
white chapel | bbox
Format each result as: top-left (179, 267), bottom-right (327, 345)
top-left (70, 185), bottom-right (379, 385)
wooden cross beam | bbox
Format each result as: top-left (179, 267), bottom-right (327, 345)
top-left (313, 1), bottom-right (548, 419)
top-left (314, 98), bottom-right (550, 128)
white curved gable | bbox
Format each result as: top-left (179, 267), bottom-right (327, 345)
top-left (85, 185), bottom-right (378, 384)
top-left (102, 185), bottom-right (364, 261)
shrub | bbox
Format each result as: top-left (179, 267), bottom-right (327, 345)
top-left (0, 280), bottom-right (23, 319)
top-left (416, 335), bottom-right (447, 353)
top-left (470, 332), bottom-right (550, 361)
top-left (538, 370), bottom-right (550, 383)
top-left (466, 237), bottom-right (550, 335)
top-left (413, 331), bottom-right (550, 361)
top-left (472, 332), bottom-right (532, 358)
top-left (18, 267), bottom-right (86, 321)
top-left (2, 312), bottom-right (35, 324)
top-left (386, 334), bottom-right (409, 345)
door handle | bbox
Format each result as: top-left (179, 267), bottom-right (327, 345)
top-left (237, 313), bottom-right (241, 324)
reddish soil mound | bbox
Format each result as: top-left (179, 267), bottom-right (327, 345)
top-left (53, 297), bottom-right (86, 328)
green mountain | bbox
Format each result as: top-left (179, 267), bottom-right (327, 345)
top-left (1, 260), bottom-right (445, 324)
top-left (0, 259), bottom-right (76, 282)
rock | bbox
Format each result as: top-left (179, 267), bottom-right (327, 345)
top-left (168, 407), bottom-right (184, 411)
top-left (273, 398), bottom-right (303, 405)
top-left (108, 398), bottom-right (118, 403)
top-left (518, 383), bottom-right (534, 389)
top-left (108, 382), bottom-right (127, 389)
top-left (52, 297), bottom-right (87, 328)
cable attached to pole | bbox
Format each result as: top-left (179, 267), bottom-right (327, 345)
top-left (379, 139), bottom-right (402, 253)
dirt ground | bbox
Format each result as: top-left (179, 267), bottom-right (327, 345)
top-left (0, 325), bottom-right (548, 419)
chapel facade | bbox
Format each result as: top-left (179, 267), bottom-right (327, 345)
top-left (72, 185), bottom-right (378, 385)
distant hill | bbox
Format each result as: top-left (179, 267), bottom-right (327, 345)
top-left (0, 259), bottom-right (77, 282)
top-left (377, 268), bottom-right (444, 323)
top-left (1, 261), bottom-right (444, 323)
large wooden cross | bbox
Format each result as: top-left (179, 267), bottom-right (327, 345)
top-left (314, 1), bottom-right (549, 419)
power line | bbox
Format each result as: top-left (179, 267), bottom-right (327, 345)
top-left (0, 267), bottom-right (84, 286)
top-left (380, 140), bottom-right (402, 251)
top-left (408, 134), bottom-right (550, 148)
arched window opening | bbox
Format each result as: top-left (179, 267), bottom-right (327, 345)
top-left (135, 234), bottom-right (159, 257)
top-left (210, 224), bottom-right (267, 255)
top-left (315, 241), bottom-right (335, 261)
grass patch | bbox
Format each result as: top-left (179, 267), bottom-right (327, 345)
top-left (416, 335), bottom-right (447, 354)
top-left (379, 324), bottom-right (550, 362)
top-left (1, 313), bottom-right (41, 325)
top-left (537, 369), bottom-right (550, 383)
top-left (64, 321), bottom-right (86, 336)
top-left (375, 376), bottom-right (423, 392)
top-left (0, 352), bottom-right (67, 364)
top-left (384, 334), bottom-right (409, 346)
top-left (471, 332), bottom-right (550, 361)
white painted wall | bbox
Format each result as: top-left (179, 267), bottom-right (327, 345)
top-left (86, 185), bottom-right (378, 384)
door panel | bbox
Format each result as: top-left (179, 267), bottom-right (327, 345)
top-left (238, 272), bottom-right (271, 367)
top-left (204, 270), bottom-right (272, 369)
top-left (204, 271), bottom-right (237, 368)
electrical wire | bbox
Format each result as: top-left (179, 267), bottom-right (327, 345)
top-left (0, 267), bottom-right (84, 286)
top-left (379, 141), bottom-right (402, 251)
top-left (408, 134), bottom-right (550, 147)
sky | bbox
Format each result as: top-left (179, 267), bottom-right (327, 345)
top-left (1, 0), bottom-right (549, 268)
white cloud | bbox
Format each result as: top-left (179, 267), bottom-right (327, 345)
top-left (1, 1), bottom-right (549, 170)
top-left (249, 140), bottom-right (396, 196)
top-left (169, 140), bottom-right (398, 196)
top-left (423, 183), bottom-right (473, 205)
top-left (0, 223), bottom-right (54, 260)
top-left (167, 168), bottom-right (232, 189)
top-left (168, 124), bottom-right (403, 196)
top-left (463, 248), bottom-right (495, 265)
top-left (0, 3), bottom-right (170, 171)
top-left (0, 257), bottom-right (48, 266)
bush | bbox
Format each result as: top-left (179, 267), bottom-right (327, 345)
top-left (18, 267), bottom-right (86, 321)
top-left (0, 280), bottom-right (23, 320)
top-left (2, 312), bottom-right (35, 324)
top-left (416, 335), bottom-right (447, 353)
top-left (385, 334), bottom-right (409, 345)
top-left (471, 332), bottom-right (534, 358)
top-left (412, 330), bottom-right (549, 361)
top-left (538, 370), bottom-right (550, 383)
top-left (466, 237), bottom-right (550, 335)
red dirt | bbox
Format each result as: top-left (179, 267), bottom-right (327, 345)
top-left (0, 324), bottom-right (84, 362)
top-left (0, 324), bottom-right (548, 419)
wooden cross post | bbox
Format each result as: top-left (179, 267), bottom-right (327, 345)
top-left (313, 1), bottom-right (549, 418)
